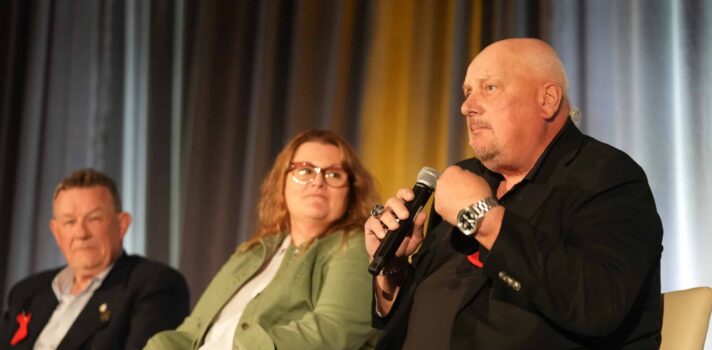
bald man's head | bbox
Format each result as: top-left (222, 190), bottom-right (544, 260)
top-left (460, 38), bottom-right (571, 174)
top-left (477, 38), bottom-right (569, 95)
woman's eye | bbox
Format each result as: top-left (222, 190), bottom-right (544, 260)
top-left (297, 167), bottom-right (314, 176)
top-left (325, 171), bottom-right (342, 179)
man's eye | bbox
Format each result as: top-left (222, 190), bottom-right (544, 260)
top-left (485, 84), bottom-right (497, 92)
top-left (63, 220), bottom-right (76, 226)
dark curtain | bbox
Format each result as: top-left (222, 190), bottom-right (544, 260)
top-left (0, 0), bottom-right (29, 303)
top-left (0, 0), bottom-right (176, 304)
top-left (177, 0), bottom-right (373, 301)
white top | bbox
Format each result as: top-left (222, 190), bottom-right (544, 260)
top-left (199, 236), bottom-right (291, 350)
top-left (34, 264), bottom-right (113, 350)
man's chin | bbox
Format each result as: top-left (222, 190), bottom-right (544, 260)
top-left (69, 257), bottom-right (106, 273)
top-left (471, 146), bottom-right (498, 162)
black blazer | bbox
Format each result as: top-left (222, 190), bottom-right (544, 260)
top-left (0, 253), bottom-right (190, 350)
top-left (374, 120), bottom-right (664, 349)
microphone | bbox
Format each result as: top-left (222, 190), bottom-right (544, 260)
top-left (368, 167), bottom-right (441, 276)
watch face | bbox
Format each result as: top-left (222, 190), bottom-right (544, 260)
top-left (457, 197), bottom-right (498, 236)
top-left (457, 208), bottom-right (480, 235)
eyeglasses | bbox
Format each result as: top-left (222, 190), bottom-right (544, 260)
top-left (288, 162), bottom-right (349, 188)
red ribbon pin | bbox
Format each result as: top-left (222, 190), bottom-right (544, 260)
top-left (10, 311), bottom-right (31, 346)
top-left (468, 251), bottom-right (484, 268)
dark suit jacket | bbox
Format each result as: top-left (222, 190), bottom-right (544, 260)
top-left (374, 120), bottom-right (664, 349)
top-left (0, 253), bottom-right (190, 350)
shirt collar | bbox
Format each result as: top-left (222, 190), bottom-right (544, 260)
top-left (52, 262), bottom-right (115, 299)
top-left (521, 117), bottom-right (574, 183)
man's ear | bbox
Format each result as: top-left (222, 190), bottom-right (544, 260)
top-left (540, 83), bottom-right (563, 120)
top-left (49, 219), bottom-right (61, 245)
top-left (118, 212), bottom-right (132, 240)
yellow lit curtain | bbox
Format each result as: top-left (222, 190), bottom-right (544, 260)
top-left (0, 0), bottom-right (492, 304)
top-left (358, 0), bottom-right (484, 197)
top-left (173, 0), bottom-right (489, 300)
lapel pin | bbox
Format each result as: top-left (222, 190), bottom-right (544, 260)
top-left (99, 303), bottom-right (111, 322)
top-left (10, 311), bottom-right (31, 346)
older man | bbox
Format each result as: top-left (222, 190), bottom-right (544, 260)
top-left (0, 169), bottom-right (189, 350)
top-left (365, 38), bottom-right (663, 349)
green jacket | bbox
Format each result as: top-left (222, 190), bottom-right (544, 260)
top-left (145, 230), bottom-right (376, 350)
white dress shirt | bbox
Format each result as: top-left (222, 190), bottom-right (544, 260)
top-left (33, 265), bottom-right (113, 350)
top-left (199, 236), bottom-right (291, 350)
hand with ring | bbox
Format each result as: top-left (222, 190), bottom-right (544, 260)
top-left (370, 204), bottom-right (386, 218)
top-left (364, 189), bottom-right (427, 264)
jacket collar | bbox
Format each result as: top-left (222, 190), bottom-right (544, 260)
top-left (462, 118), bottom-right (586, 221)
top-left (474, 118), bottom-right (583, 185)
top-left (56, 253), bottom-right (131, 350)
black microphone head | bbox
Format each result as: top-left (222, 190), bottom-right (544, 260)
top-left (416, 167), bottom-right (440, 190)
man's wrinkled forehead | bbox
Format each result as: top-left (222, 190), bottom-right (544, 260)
top-left (464, 52), bottom-right (519, 84)
top-left (472, 39), bottom-right (568, 88)
top-left (52, 186), bottom-right (115, 215)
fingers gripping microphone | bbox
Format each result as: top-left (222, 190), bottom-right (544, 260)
top-left (368, 167), bottom-right (441, 276)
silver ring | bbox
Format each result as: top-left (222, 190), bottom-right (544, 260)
top-left (370, 204), bottom-right (386, 218)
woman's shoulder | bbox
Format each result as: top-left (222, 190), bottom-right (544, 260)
top-left (321, 227), bottom-right (364, 245)
top-left (313, 228), bottom-right (367, 259)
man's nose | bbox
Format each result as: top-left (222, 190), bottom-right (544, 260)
top-left (75, 221), bottom-right (92, 239)
top-left (461, 94), bottom-right (481, 117)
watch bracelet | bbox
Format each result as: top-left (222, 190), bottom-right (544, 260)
top-left (472, 196), bottom-right (499, 215)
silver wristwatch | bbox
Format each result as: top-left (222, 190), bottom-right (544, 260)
top-left (456, 197), bottom-right (499, 236)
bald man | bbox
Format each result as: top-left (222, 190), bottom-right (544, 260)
top-left (365, 38), bottom-right (663, 349)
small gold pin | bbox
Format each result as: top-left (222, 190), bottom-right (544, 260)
top-left (99, 303), bottom-right (111, 322)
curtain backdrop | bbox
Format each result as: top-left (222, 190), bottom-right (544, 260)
top-left (176, 0), bottom-right (377, 299)
top-left (1, 0), bottom-right (132, 302)
top-left (2, 3), bottom-right (711, 341)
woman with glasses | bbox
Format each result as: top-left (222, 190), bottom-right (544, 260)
top-left (145, 129), bottom-right (380, 350)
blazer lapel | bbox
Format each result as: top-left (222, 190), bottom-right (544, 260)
top-left (15, 286), bottom-right (58, 350)
top-left (504, 121), bottom-right (587, 222)
top-left (217, 234), bottom-right (283, 305)
top-left (417, 222), bottom-right (491, 315)
top-left (412, 221), bottom-right (467, 281)
top-left (56, 289), bottom-right (118, 350)
top-left (506, 183), bottom-right (555, 222)
top-left (193, 234), bottom-right (285, 345)
top-left (56, 254), bottom-right (133, 350)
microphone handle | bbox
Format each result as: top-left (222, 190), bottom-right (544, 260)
top-left (368, 183), bottom-right (433, 276)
